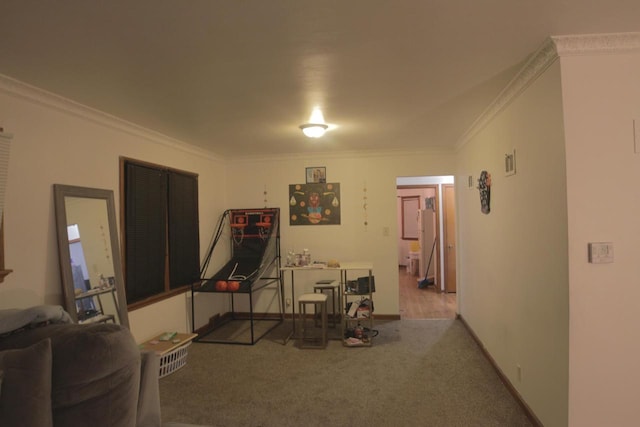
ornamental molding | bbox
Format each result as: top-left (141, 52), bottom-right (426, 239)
top-left (0, 74), bottom-right (220, 161)
top-left (457, 32), bottom-right (640, 149)
top-left (552, 32), bottom-right (640, 56)
top-left (456, 38), bottom-right (557, 149)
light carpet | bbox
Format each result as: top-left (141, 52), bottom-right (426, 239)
top-left (159, 319), bottom-right (534, 427)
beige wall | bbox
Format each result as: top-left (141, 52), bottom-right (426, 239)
top-left (0, 76), bottom-right (457, 341)
top-left (456, 60), bottom-right (569, 427)
top-left (6, 42), bottom-right (638, 426)
top-left (222, 152), bottom-right (457, 317)
top-left (560, 51), bottom-right (640, 427)
top-left (0, 78), bottom-right (227, 342)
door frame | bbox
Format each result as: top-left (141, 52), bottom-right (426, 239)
top-left (443, 184), bottom-right (457, 293)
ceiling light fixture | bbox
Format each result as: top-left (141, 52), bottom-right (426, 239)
top-left (299, 107), bottom-right (329, 138)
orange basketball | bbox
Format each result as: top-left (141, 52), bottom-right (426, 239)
top-left (227, 281), bottom-right (240, 292)
top-left (215, 280), bottom-right (228, 291)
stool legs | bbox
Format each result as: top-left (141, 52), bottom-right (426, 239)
top-left (298, 300), bottom-right (327, 349)
top-left (313, 285), bottom-right (339, 328)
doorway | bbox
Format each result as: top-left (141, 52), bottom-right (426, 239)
top-left (443, 184), bottom-right (457, 293)
top-left (396, 176), bottom-right (457, 319)
top-left (398, 267), bottom-right (456, 319)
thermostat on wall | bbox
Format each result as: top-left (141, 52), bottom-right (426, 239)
top-left (588, 242), bottom-right (614, 264)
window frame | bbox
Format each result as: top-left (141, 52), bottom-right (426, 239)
top-left (401, 196), bottom-right (420, 240)
top-left (120, 157), bottom-right (200, 310)
top-left (0, 218), bottom-right (12, 283)
top-left (0, 131), bottom-right (12, 282)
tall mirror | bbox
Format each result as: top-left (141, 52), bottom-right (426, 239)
top-left (53, 184), bottom-right (129, 327)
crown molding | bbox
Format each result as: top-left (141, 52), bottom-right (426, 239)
top-left (552, 32), bottom-right (640, 56)
top-left (457, 32), bottom-right (640, 150)
top-left (456, 38), bottom-right (558, 149)
top-left (228, 146), bottom-right (456, 164)
top-left (0, 74), bottom-right (221, 161)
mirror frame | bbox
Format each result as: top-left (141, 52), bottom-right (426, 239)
top-left (53, 184), bottom-right (129, 328)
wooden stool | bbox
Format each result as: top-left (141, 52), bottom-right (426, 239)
top-left (313, 281), bottom-right (340, 328)
top-left (298, 293), bottom-right (328, 349)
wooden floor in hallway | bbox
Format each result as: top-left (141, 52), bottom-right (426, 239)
top-left (399, 267), bottom-right (457, 319)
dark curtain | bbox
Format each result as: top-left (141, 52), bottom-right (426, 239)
top-left (168, 171), bottom-right (200, 288)
top-left (125, 162), bottom-right (167, 303)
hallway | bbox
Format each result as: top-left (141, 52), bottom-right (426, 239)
top-left (398, 266), bottom-right (457, 319)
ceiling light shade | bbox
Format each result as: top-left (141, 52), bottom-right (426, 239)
top-left (300, 123), bottom-right (328, 138)
top-left (300, 107), bottom-right (329, 138)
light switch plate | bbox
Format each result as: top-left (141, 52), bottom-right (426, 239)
top-left (588, 242), bottom-right (614, 264)
top-left (505, 149), bottom-right (516, 176)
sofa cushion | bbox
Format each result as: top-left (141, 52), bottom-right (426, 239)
top-left (47, 324), bottom-right (142, 427)
top-left (0, 338), bottom-right (53, 427)
top-left (0, 323), bottom-right (142, 427)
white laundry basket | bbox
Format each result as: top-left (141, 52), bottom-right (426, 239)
top-left (158, 340), bottom-right (193, 378)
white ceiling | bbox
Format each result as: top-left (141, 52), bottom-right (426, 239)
top-left (1, 1), bottom-right (639, 158)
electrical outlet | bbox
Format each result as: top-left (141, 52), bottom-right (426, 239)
top-left (286, 298), bottom-right (291, 307)
top-left (382, 226), bottom-right (390, 237)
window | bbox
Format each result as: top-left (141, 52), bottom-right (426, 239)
top-left (0, 219), bottom-right (11, 283)
top-left (401, 196), bottom-right (420, 240)
top-left (0, 131), bottom-right (12, 282)
top-left (121, 158), bottom-right (200, 308)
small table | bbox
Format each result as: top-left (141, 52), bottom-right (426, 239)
top-left (280, 262), bottom-right (373, 344)
top-left (139, 332), bottom-right (198, 377)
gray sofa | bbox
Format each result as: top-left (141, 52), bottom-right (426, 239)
top-left (0, 306), bottom-right (161, 427)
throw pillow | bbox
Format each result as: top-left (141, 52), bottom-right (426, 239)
top-left (0, 338), bottom-right (53, 427)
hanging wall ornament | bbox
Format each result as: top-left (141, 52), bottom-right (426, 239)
top-left (263, 185), bottom-right (268, 207)
top-left (478, 170), bottom-right (491, 214)
top-left (363, 183), bottom-right (368, 229)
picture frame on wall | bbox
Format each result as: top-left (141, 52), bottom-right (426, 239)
top-left (289, 182), bottom-right (340, 225)
top-left (305, 167), bottom-right (326, 183)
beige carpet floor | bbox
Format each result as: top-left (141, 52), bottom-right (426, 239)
top-left (159, 319), bottom-right (534, 427)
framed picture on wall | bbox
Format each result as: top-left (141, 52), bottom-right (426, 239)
top-left (305, 167), bottom-right (326, 183)
top-left (289, 183), bottom-right (340, 225)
